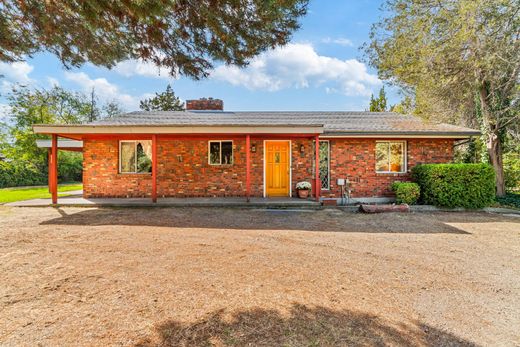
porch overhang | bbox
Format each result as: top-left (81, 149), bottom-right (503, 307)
top-left (320, 131), bottom-right (480, 139)
top-left (33, 124), bottom-right (324, 139)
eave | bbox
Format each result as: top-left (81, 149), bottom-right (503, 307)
top-left (33, 124), bottom-right (324, 137)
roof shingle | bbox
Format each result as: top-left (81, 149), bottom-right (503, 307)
top-left (91, 111), bottom-right (479, 136)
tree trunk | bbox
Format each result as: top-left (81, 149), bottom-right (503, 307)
top-left (487, 132), bottom-right (505, 197)
top-left (479, 83), bottom-right (506, 197)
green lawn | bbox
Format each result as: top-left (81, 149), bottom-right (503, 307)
top-left (0, 184), bottom-right (82, 204)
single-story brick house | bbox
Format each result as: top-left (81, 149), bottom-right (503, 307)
top-left (34, 98), bottom-right (479, 204)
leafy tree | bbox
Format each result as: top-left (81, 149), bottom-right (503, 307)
top-left (365, 0), bottom-right (519, 196)
top-left (369, 86), bottom-right (388, 112)
top-left (0, 0), bottom-right (308, 79)
top-left (4, 86), bottom-right (89, 161)
top-left (390, 95), bottom-right (414, 115)
top-left (1, 85), bottom-right (124, 185)
top-left (140, 84), bottom-right (184, 111)
top-left (102, 101), bottom-right (125, 118)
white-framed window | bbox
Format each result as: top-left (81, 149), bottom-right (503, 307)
top-left (119, 140), bottom-right (152, 173)
top-left (375, 141), bottom-right (407, 173)
top-left (208, 140), bottom-right (233, 165)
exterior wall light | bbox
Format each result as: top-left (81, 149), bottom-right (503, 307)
top-left (251, 144), bottom-right (256, 153)
top-left (300, 144), bottom-right (305, 153)
top-left (177, 155), bottom-right (183, 162)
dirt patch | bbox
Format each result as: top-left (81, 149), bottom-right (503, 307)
top-left (0, 207), bottom-right (519, 346)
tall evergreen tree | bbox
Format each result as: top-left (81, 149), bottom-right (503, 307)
top-left (139, 84), bottom-right (185, 111)
top-left (369, 86), bottom-right (388, 112)
top-left (0, 1), bottom-right (308, 79)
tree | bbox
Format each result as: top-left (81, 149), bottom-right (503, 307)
top-left (369, 86), bottom-right (388, 112)
top-left (365, 0), bottom-right (519, 196)
top-left (140, 84), bottom-right (185, 111)
top-left (3, 85), bottom-right (123, 161)
top-left (0, 1), bottom-right (308, 79)
top-left (102, 101), bottom-right (125, 118)
top-left (88, 88), bottom-right (100, 122)
top-left (390, 95), bottom-right (414, 115)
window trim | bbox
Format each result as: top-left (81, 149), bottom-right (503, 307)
top-left (375, 140), bottom-right (407, 174)
top-left (208, 140), bottom-right (234, 165)
top-left (119, 140), bottom-right (152, 174)
top-left (319, 140), bottom-right (330, 190)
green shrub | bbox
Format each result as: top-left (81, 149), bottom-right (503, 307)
top-left (0, 154), bottom-right (82, 188)
top-left (503, 152), bottom-right (520, 192)
top-left (391, 182), bottom-right (420, 205)
top-left (0, 160), bottom-right (47, 188)
top-left (58, 152), bottom-right (83, 182)
top-left (412, 163), bottom-right (495, 208)
top-left (496, 193), bottom-right (520, 209)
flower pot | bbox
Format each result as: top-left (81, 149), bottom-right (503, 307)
top-left (297, 189), bottom-right (310, 199)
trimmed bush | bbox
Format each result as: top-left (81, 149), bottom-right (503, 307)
top-left (0, 161), bottom-right (47, 188)
top-left (496, 193), bottom-right (520, 209)
top-left (0, 153), bottom-right (82, 188)
top-left (412, 163), bottom-right (495, 208)
top-left (391, 181), bottom-right (420, 205)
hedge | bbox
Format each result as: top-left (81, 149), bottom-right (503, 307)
top-left (0, 153), bottom-right (82, 188)
top-left (495, 193), bottom-right (520, 209)
top-left (412, 163), bottom-right (495, 208)
top-left (0, 161), bottom-right (47, 188)
top-left (391, 182), bottom-right (420, 205)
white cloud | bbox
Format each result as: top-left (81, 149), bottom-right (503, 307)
top-left (47, 76), bottom-right (60, 87)
top-left (64, 71), bottom-right (139, 110)
top-left (321, 37), bottom-right (354, 47)
top-left (211, 43), bottom-right (380, 96)
top-left (113, 59), bottom-right (177, 80)
top-left (0, 61), bottom-right (35, 93)
top-left (0, 61), bottom-right (34, 83)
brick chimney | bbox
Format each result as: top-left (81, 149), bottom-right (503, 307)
top-left (186, 97), bottom-right (224, 111)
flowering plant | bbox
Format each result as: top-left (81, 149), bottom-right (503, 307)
top-left (295, 181), bottom-right (312, 190)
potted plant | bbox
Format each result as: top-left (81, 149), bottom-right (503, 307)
top-left (295, 181), bottom-right (312, 199)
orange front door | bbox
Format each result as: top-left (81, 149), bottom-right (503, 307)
top-left (265, 141), bottom-right (290, 197)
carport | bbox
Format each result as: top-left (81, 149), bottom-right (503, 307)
top-left (36, 139), bottom-right (83, 201)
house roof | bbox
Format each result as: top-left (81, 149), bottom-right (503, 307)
top-left (33, 111), bottom-right (480, 138)
top-left (91, 111), bottom-right (479, 137)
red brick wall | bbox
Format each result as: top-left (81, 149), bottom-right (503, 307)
top-left (83, 139), bottom-right (153, 198)
top-left (83, 138), bottom-right (313, 198)
top-left (322, 138), bottom-right (454, 198)
top-left (83, 137), bottom-right (453, 198)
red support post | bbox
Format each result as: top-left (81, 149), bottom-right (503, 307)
top-left (246, 134), bottom-right (251, 202)
top-left (47, 148), bottom-right (51, 193)
top-left (152, 134), bottom-right (157, 203)
top-left (51, 134), bottom-right (58, 204)
top-left (315, 135), bottom-right (320, 202)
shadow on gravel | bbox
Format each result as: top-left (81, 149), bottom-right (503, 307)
top-left (134, 304), bottom-right (477, 347)
top-left (36, 207), bottom-right (488, 234)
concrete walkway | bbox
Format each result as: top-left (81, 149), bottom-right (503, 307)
top-left (6, 191), bottom-right (321, 208)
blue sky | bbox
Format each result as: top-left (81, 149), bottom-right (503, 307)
top-left (0, 0), bottom-right (400, 115)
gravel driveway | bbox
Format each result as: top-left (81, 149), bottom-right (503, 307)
top-left (0, 207), bottom-right (519, 346)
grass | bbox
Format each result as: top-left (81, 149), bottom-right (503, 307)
top-left (0, 183), bottom-right (82, 204)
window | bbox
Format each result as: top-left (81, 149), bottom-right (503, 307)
top-left (119, 140), bottom-right (152, 173)
top-left (209, 141), bottom-right (233, 165)
top-left (313, 140), bottom-right (330, 190)
top-left (375, 141), bottom-right (406, 173)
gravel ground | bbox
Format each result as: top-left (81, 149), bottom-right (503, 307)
top-left (0, 206), bottom-right (519, 346)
